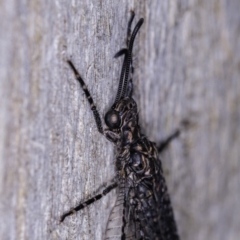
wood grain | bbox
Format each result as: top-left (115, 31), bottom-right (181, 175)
top-left (0, 0), bottom-right (239, 239)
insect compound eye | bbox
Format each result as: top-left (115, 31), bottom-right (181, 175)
top-left (104, 110), bottom-right (121, 129)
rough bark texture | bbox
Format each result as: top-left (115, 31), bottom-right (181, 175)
top-left (0, 0), bottom-right (239, 240)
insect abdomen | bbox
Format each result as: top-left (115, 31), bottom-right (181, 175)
top-left (124, 136), bottom-right (180, 240)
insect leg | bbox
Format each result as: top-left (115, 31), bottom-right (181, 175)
top-left (60, 182), bottom-right (118, 222)
top-left (157, 129), bottom-right (180, 153)
top-left (67, 60), bottom-right (103, 134)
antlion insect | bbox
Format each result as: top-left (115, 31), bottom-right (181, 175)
top-left (61, 12), bottom-right (180, 240)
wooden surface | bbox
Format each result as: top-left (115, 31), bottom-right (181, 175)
top-left (0, 0), bottom-right (240, 239)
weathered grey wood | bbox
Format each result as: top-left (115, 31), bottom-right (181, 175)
top-left (0, 0), bottom-right (240, 240)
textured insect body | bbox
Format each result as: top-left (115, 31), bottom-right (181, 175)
top-left (61, 12), bottom-right (180, 240)
top-left (106, 98), bottom-right (179, 239)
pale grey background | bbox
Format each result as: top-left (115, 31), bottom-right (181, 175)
top-left (0, 0), bottom-right (239, 240)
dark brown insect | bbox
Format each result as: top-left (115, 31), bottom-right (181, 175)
top-left (61, 11), bottom-right (180, 240)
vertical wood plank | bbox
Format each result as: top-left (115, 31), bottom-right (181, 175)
top-left (0, 1), bottom-right (239, 239)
